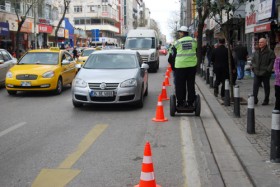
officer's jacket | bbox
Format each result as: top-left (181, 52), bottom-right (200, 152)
top-left (174, 36), bottom-right (197, 68)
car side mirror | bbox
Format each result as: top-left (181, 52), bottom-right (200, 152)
top-left (0, 59), bottom-right (4, 64)
top-left (141, 63), bottom-right (149, 69)
top-left (62, 59), bottom-right (70, 65)
top-left (75, 64), bottom-right (82, 69)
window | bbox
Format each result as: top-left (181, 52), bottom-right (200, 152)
top-left (74, 6), bottom-right (82, 13)
top-left (74, 19), bottom-right (80, 25)
top-left (102, 5), bottom-right (108, 12)
top-left (80, 19), bottom-right (85, 24)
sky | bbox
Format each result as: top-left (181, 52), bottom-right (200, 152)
top-left (144, 0), bottom-right (180, 43)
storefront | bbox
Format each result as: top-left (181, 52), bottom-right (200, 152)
top-left (0, 22), bottom-right (11, 50)
top-left (245, 0), bottom-right (257, 57)
top-left (64, 18), bottom-right (74, 47)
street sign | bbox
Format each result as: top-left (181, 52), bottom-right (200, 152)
top-left (91, 29), bottom-right (100, 42)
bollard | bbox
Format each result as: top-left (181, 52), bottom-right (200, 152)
top-left (200, 63), bottom-right (203, 77)
top-left (270, 110), bottom-right (280, 163)
top-left (209, 66), bottom-right (214, 88)
top-left (224, 79), bottom-right (230, 106)
top-left (247, 94), bottom-right (255, 134)
top-left (204, 64), bottom-right (207, 81)
top-left (234, 85), bottom-right (240, 117)
top-left (206, 67), bottom-right (210, 84)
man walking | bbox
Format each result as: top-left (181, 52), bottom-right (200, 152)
top-left (234, 41), bottom-right (248, 80)
top-left (252, 38), bottom-right (275, 105)
top-left (172, 26), bottom-right (197, 109)
top-left (211, 38), bottom-right (234, 98)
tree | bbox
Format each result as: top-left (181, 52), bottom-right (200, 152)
top-left (195, 0), bottom-right (211, 69)
top-left (209, 0), bottom-right (248, 99)
top-left (167, 11), bottom-right (180, 41)
top-left (11, 0), bottom-right (39, 58)
top-left (54, 0), bottom-right (71, 47)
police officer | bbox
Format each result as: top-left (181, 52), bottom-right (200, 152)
top-left (173, 26), bottom-right (197, 109)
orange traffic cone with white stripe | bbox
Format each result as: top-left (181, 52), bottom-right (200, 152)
top-left (161, 82), bottom-right (169, 101)
top-left (166, 68), bottom-right (171, 78)
top-left (167, 65), bottom-right (172, 73)
top-left (152, 95), bottom-right (168, 122)
top-left (134, 142), bottom-right (161, 187)
top-left (164, 75), bottom-right (171, 86)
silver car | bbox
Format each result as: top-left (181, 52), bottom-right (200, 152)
top-left (0, 49), bottom-right (17, 85)
top-left (72, 50), bottom-right (149, 108)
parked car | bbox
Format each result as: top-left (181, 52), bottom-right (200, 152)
top-left (5, 47), bottom-right (77, 95)
top-left (0, 49), bottom-right (17, 85)
top-left (72, 49), bottom-right (149, 108)
top-left (159, 46), bottom-right (168, 56)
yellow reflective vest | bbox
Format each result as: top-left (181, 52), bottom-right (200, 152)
top-left (174, 36), bottom-right (197, 68)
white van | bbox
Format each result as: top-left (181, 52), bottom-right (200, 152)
top-left (124, 28), bottom-right (159, 72)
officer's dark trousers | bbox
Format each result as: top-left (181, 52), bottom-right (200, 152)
top-left (175, 67), bottom-right (196, 106)
top-left (253, 75), bottom-right (270, 103)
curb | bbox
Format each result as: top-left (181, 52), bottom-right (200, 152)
top-left (196, 76), bottom-right (280, 187)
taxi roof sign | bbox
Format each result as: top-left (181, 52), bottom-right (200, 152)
top-left (50, 47), bottom-right (60, 51)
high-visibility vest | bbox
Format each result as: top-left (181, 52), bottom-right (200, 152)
top-left (174, 36), bottom-right (197, 68)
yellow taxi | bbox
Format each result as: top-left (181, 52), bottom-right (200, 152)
top-left (5, 47), bottom-right (77, 95)
top-left (76, 47), bottom-right (101, 66)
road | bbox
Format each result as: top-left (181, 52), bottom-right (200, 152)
top-left (0, 55), bottom-right (252, 187)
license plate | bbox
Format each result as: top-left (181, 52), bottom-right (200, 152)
top-left (21, 81), bottom-right (31, 87)
top-left (90, 90), bottom-right (114, 97)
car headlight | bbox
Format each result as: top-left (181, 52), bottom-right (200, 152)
top-left (120, 78), bottom-right (137, 87)
top-left (74, 78), bottom-right (87, 88)
top-left (6, 71), bottom-right (12, 78)
top-left (42, 71), bottom-right (55, 78)
top-left (150, 53), bottom-right (155, 61)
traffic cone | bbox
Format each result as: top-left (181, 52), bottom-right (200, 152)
top-left (164, 75), bottom-right (171, 86)
top-left (167, 65), bottom-right (172, 73)
top-left (166, 69), bottom-right (171, 78)
top-left (152, 95), bottom-right (168, 122)
top-left (134, 142), bottom-right (161, 187)
top-left (161, 82), bottom-right (169, 101)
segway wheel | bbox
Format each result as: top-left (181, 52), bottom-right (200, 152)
top-left (195, 94), bottom-right (201, 116)
top-left (170, 94), bottom-right (176, 117)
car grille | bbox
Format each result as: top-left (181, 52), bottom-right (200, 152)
top-left (90, 96), bottom-right (116, 102)
top-left (16, 74), bottom-right (38, 80)
top-left (141, 55), bottom-right (149, 63)
top-left (88, 83), bottom-right (119, 90)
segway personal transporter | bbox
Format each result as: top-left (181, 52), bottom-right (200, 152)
top-left (170, 94), bottom-right (201, 116)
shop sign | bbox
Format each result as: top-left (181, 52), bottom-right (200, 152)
top-left (38, 18), bottom-right (50, 25)
top-left (0, 22), bottom-right (9, 36)
top-left (64, 29), bottom-right (69, 39)
top-left (20, 21), bottom-right (32, 33)
top-left (245, 1), bottom-right (257, 33)
top-left (57, 28), bottom-right (64, 37)
top-left (254, 22), bottom-right (271, 32)
top-left (257, 0), bottom-right (274, 21)
top-left (38, 24), bottom-right (52, 33)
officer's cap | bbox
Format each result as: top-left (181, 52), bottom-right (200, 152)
top-left (177, 26), bottom-right (189, 33)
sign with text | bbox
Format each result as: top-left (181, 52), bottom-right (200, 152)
top-left (91, 29), bottom-right (100, 42)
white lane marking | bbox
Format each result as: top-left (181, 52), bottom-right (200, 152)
top-left (181, 117), bottom-right (201, 187)
top-left (0, 122), bottom-right (26, 138)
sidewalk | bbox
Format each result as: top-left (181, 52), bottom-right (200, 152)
top-left (196, 72), bottom-right (280, 187)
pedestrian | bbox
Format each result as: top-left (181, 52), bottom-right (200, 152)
top-left (72, 47), bottom-right (78, 60)
top-left (206, 43), bottom-right (213, 67)
top-left (234, 41), bottom-right (248, 80)
top-left (273, 43), bottom-right (280, 110)
top-left (251, 38), bottom-right (275, 105)
top-left (211, 38), bottom-right (235, 98)
top-left (168, 43), bottom-right (176, 85)
top-left (172, 26), bottom-right (197, 109)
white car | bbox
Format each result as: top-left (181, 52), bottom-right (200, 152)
top-left (72, 50), bottom-right (149, 108)
top-left (0, 49), bottom-right (17, 85)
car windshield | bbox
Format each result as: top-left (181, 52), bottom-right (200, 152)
top-left (19, 52), bottom-right (59, 65)
top-left (125, 37), bottom-right (155, 49)
top-left (82, 49), bottom-right (95, 56)
top-left (84, 54), bottom-right (137, 69)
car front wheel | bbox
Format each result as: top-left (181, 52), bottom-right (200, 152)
top-left (54, 77), bottom-right (63, 95)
